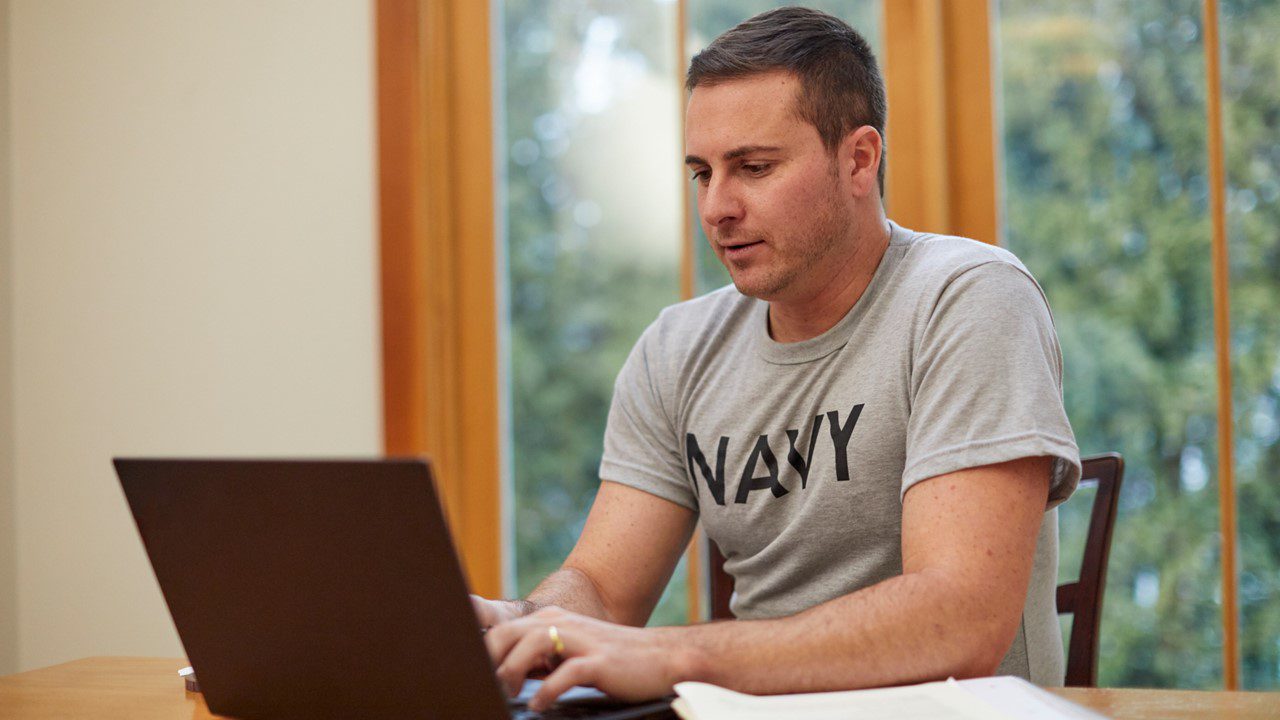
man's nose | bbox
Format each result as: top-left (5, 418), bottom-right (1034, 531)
top-left (699, 177), bottom-right (743, 229)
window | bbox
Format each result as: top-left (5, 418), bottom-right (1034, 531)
top-left (388, 2), bottom-right (1274, 683)
top-left (1223, 0), bottom-right (1280, 690)
top-left (498, 0), bottom-right (685, 622)
top-left (993, 0), bottom-right (1280, 688)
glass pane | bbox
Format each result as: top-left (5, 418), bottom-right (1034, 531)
top-left (498, 1), bottom-right (685, 624)
top-left (1222, 0), bottom-right (1280, 691)
top-left (686, 1), bottom-right (882, 295)
top-left (995, 1), bottom-right (1222, 688)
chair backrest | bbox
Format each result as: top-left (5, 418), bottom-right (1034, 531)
top-left (702, 453), bottom-right (1124, 687)
top-left (1057, 452), bottom-right (1124, 687)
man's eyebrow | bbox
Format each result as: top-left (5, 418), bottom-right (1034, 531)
top-left (684, 145), bottom-right (783, 166)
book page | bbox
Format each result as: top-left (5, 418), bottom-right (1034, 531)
top-left (673, 680), bottom-right (1015, 720)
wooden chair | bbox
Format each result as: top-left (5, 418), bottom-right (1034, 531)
top-left (702, 452), bottom-right (1124, 688)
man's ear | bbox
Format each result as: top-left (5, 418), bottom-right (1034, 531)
top-left (839, 125), bottom-right (882, 199)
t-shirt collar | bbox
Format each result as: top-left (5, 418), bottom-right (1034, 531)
top-left (751, 220), bottom-right (910, 365)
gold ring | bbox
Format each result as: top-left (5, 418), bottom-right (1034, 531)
top-left (548, 625), bottom-right (565, 656)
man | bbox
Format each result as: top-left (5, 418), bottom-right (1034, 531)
top-left (475, 7), bottom-right (1080, 711)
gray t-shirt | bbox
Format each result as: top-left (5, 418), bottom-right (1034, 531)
top-left (599, 221), bottom-right (1082, 686)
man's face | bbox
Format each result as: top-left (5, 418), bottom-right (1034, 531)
top-left (685, 71), bottom-right (853, 302)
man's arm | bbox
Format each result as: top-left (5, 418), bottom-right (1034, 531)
top-left (485, 456), bottom-right (1051, 710)
top-left (472, 480), bottom-right (697, 628)
top-left (681, 455), bottom-right (1052, 689)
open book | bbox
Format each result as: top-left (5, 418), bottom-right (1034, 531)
top-left (672, 676), bottom-right (1108, 720)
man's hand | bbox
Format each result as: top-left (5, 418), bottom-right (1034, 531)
top-left (483, 606), bottom-right (690, 712)
top-left (470, 594), bottom-right (535, 630)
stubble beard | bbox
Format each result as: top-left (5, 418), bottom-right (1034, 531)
top-left (722, 191), bottom-right (850, 301)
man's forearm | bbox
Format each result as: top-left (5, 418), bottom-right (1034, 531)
top-left (658, 570), bottom-right (1011, 694)
top-left (524, 566), bottom-right (613, 622)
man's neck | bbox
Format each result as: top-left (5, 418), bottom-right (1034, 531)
top-left (767, 220), bottom-right (891, 344)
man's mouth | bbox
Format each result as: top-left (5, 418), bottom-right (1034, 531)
top-left (720, 240), bottom-right (763, 255)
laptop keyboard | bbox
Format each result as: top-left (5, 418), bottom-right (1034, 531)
top-left (507, 680), bottom-right (673, 719)
top-left (512, 703), bottom-right (672, 720)
top-left (512, 705), bottom-right (617, 719)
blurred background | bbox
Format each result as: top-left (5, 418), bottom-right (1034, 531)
top-left (1, 0), bottom-right (1277, 693)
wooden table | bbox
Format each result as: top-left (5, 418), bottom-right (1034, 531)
top-left (1, 657), bottom-right (1277, 719)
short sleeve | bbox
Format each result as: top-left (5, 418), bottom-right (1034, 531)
top-left (598, 320), bottom-right (699, 512)
top-left (902, 261), bottom-right (1081, 506)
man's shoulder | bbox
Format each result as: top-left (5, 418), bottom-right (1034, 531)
top-left (887, 224), bottom-right (1056, 336)
top-left (619, 284), bottom-right (757, 397)
top-left (626, 284), bottom-right (756, 375)
top-left (892, 223), bottom-right (1032, 285)
top-left (649, 283), bottom-right (755, 338)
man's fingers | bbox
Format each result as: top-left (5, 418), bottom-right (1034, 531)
top-left (470, 595), bottom-right (495, 628)
top-left (483, 616), bottom-right (530, 666)
top-left (494, 624), bottom-right (559, 697)
top-left (530, 657), bottom-right (597, 712)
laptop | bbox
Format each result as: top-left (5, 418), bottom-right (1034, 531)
top-left (114, 457), bottom-right (675, 720)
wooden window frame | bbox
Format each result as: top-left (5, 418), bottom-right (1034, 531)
top-left (376, 0), bottom-right (502, 598)
top-left (882, 0), bottom-right (1000, 244)
top-left (1202, 0), bottom-right (1240, 690)
top-left (378, 1), bottom-right (1241, 686)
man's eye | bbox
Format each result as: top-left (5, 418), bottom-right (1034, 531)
top-left (743, 163), bottom-right (771, 176)
top-left (690, 169), bottom-right (710, 184)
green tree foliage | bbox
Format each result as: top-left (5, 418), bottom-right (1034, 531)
top-left (1000, 0), bottom-right (1280, 688)
top-left (1222, 0), bottom-right (1280, 691)
top-left (500, 0), bottom-right (687, 625)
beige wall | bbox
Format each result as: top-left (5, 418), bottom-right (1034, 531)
top-left (1, 0), bottom-right (17, 677)
top-left (6, 0), bottom-right (381, 671)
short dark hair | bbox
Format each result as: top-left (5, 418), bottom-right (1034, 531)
top-left (686, 6), bottom-right (887, 194)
